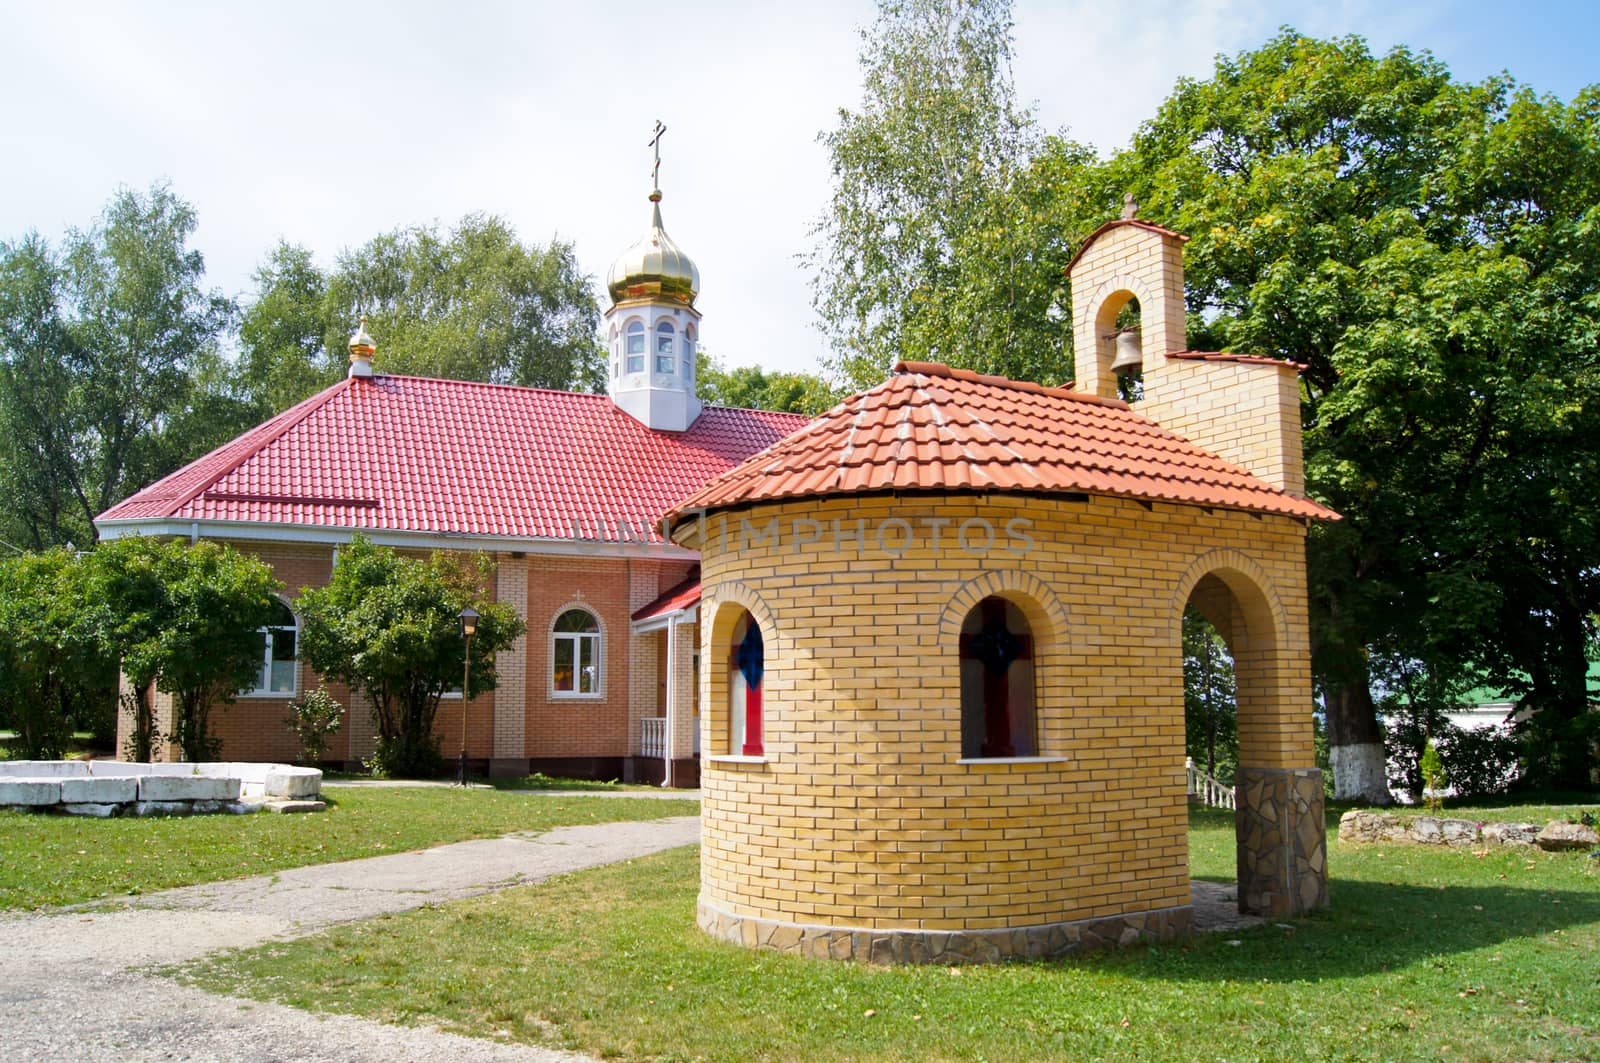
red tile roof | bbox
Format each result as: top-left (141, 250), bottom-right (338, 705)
top-left (632, 570), bottom-right (702, 622)
top-left (98, 376), bottom-right (809, 545)
top-left (665, 362), bottom-right (1338, 525)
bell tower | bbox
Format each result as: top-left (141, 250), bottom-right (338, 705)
top-left (604, 121), bottom-right (704, 432)
top-left (1067, 197), bottom-right (1306, 496)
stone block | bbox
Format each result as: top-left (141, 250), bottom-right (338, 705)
top-left (1536, 821), bottom-right (1600, 852)
top-left (1481, 822), bottom-right (1540, 847)
top-left (263, 799), bottom-right (326, 813)
top-left (0, 779), bottom-right (61, 806)
top-left (63, 803), bottom-right (119, 818)
top-left (222, 801), bottom-right (262, 815)
top-left (133, 800), bottom-right (193, 816)
top-left (264, 767), bottom-right (321, 799)
top-left (138, 775), bottom-right (240, 802)
top-left (60, 776), bottom-right (138, 804)
top-left (90, 761), bottom-right (154, 776)
top-left (1440, 819), bottom-right (1481, 847)
top-left (0, 760), bottom-right (89, 778)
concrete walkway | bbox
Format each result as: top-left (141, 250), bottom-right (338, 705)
top-left (0, 816), bottom-right (700, 1062)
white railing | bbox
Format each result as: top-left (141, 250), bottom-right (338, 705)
top-left (641, 717), bottom-right (666, 760)
top-left (1186, 757), bottom-right (1236, 810)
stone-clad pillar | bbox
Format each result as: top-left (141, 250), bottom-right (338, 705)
top-left (1235, 766), bottom-right (1329, 917)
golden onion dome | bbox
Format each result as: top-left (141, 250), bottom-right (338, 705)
top-left (606, 190), bottom-right (700, 307)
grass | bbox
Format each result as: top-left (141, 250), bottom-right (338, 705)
top-left (0, 787), bottom-right (698, 910)
top-left (182, 805), bottom-right (1600, 1062)
top-left (489, 772), bottom-right (665, 793)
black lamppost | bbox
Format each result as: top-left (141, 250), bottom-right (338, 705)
top-left (457, 606), bottom-right (479, 787)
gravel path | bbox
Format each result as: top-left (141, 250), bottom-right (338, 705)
top-left (0, 816), bottom-right (700, 1062)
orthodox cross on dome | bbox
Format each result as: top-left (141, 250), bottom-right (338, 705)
top-left (648, 120), bottom-right (667, 191)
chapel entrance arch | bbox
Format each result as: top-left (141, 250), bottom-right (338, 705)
top-left (1177, 555), bottom-right (1329, 918)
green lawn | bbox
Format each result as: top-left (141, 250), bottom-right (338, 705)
top-left (0, 787), bottom-right (698, 910)
top-left (181, 806), bottom-right (1600, 1062)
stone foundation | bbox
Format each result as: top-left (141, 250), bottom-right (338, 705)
top-left (1235, 766), bottom-right (1328, 917)
top-left (1339, 811), bottom-right (1599, 852)
top-left (0, 761), bottom-right (323, 816)
top-left (697, 898), bottom-right (1193, 965)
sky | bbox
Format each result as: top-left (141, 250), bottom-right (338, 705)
top-left (1, 0), bottom-right (1596, 379)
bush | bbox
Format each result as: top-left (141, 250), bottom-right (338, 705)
top-left (287, 687), bottom-right (344, 766)
top-left (1436, 723), bottom-right (1522, 798)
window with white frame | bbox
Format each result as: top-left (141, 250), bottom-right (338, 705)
top-left (245, 599), bottom-right (298, 696)
top-left (683, 325), bottom-right (696, 379)
top-left (625, 320), bottom-right (646, 374)
top-left (552, 608), bottom-right (601, 696)
top-left (655, 321), bottom-right (676, 374)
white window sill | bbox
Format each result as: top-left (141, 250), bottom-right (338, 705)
top-left (239, 690), bottom-right (296, 699)
top-left (550, 692), bottom-right (604, 701)
top-left (706, 754), bottom-right (768, 765)
top-left (956, 756), bottom-right (1070, 766)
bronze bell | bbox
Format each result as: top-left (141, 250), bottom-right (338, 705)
top-left (1110, 326), bottom-right (1143, 375)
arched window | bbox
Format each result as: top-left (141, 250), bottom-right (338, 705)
top-left (245, 599), bottom-right (297, 696)
top-left (655, 320), bottom-right (676, 374)
top-left (729, 610), bottom-right (764, 756)
top-left (552, 608), bottom-right (601, 696)
top-left (609, 325), bottom-right (620, 378)
top-left (625, 320), bottom-right (646, 374)
top-left (958, 597), bottom-right (1036, 757)
top-left (682, 325), bottom-right (696, 380)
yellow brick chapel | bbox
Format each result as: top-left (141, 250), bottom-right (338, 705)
top-left (666, 207), bottom-right (1338, 963)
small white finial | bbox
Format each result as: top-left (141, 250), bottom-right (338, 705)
top-left (1121, 193), bottom-right (1139, 220)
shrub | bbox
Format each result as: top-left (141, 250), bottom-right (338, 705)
top-left (287, 687), bottom-right (344, 766)
top-left (1419, 740), bottom-right (1444, 813)
top-left (1436, 723), bottom-right (1522, 798)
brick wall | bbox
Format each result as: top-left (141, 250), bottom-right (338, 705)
top-left (1069, 221), bottom-right (1306, 496)
top-left (693, 491), bottom-right (1316, 934)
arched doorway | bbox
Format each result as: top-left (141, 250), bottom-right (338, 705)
top-left (1180, 561), bottom-right (1329, 918)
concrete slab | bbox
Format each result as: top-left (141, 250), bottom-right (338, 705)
top-left (0, 779), bottom-right (61, 805)
top-left (60, 777), bottom-right (138, 803)
top-left (264, 767), bottom-right (321, 799)
top-left (0, 761), bottom-right (90, 778)
top-left (62, 803), bottom-right (119, 818)
top-left (138, 776), bottom-right (240, 802)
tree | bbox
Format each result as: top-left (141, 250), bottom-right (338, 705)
top-left (1183, 608), bottom-right (1237, 783)
top-left (0, 548), bottom-right (109, 759)
top-left (0, 184), bottom-right (237, 549)
top-left (810, 0), bottom-right (1088, 389)
top-left (240, 216), bottom-right (605, 415)
top-left (85, 537), bottom-right (282, 761)
top-left (295, 536), bottom-right (524, 777)
top-left (696, 350), bottom-right (841, 414)
top-left (1087, 32), bottom-right (1600, 797)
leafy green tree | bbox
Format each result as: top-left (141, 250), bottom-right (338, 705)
top-left (696, 350), bottom-right (840, 414)
top-left (0, 549), bottom-right (112, 759)
top-left (1183, 608), bottom-right (1237, 783)
top-left (1083, 32), bottom-right (1600, 797)
top-left (153, 541), bottom-right (283, 761)
top-left (810, 0), bottom-right (1089, 389)
top-left (85, 535), bottom-right (171, 761)
top-left (240, 216), bottom-right (605, 414)
top-left (0, 184), bottom-right (237, 549)
top-left (295, 536), bottom-right (525, 777)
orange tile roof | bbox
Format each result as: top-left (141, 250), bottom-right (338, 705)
top-left (665, 362), bottom-right (1338, 527)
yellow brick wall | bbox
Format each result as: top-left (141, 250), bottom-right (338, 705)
top-left (692, 492), bottom-right (1315, 933)
top-left (1069, 221), bottom-right (1307, 496)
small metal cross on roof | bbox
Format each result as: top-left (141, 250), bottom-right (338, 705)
top-left (649, 120), bottom-right (667, 189)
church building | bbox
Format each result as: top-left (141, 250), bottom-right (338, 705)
top-left (97, 180), bottom-right (807, 786)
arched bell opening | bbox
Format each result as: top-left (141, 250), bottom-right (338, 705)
top-left (1093, 291), bottom-right (1144, 403)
